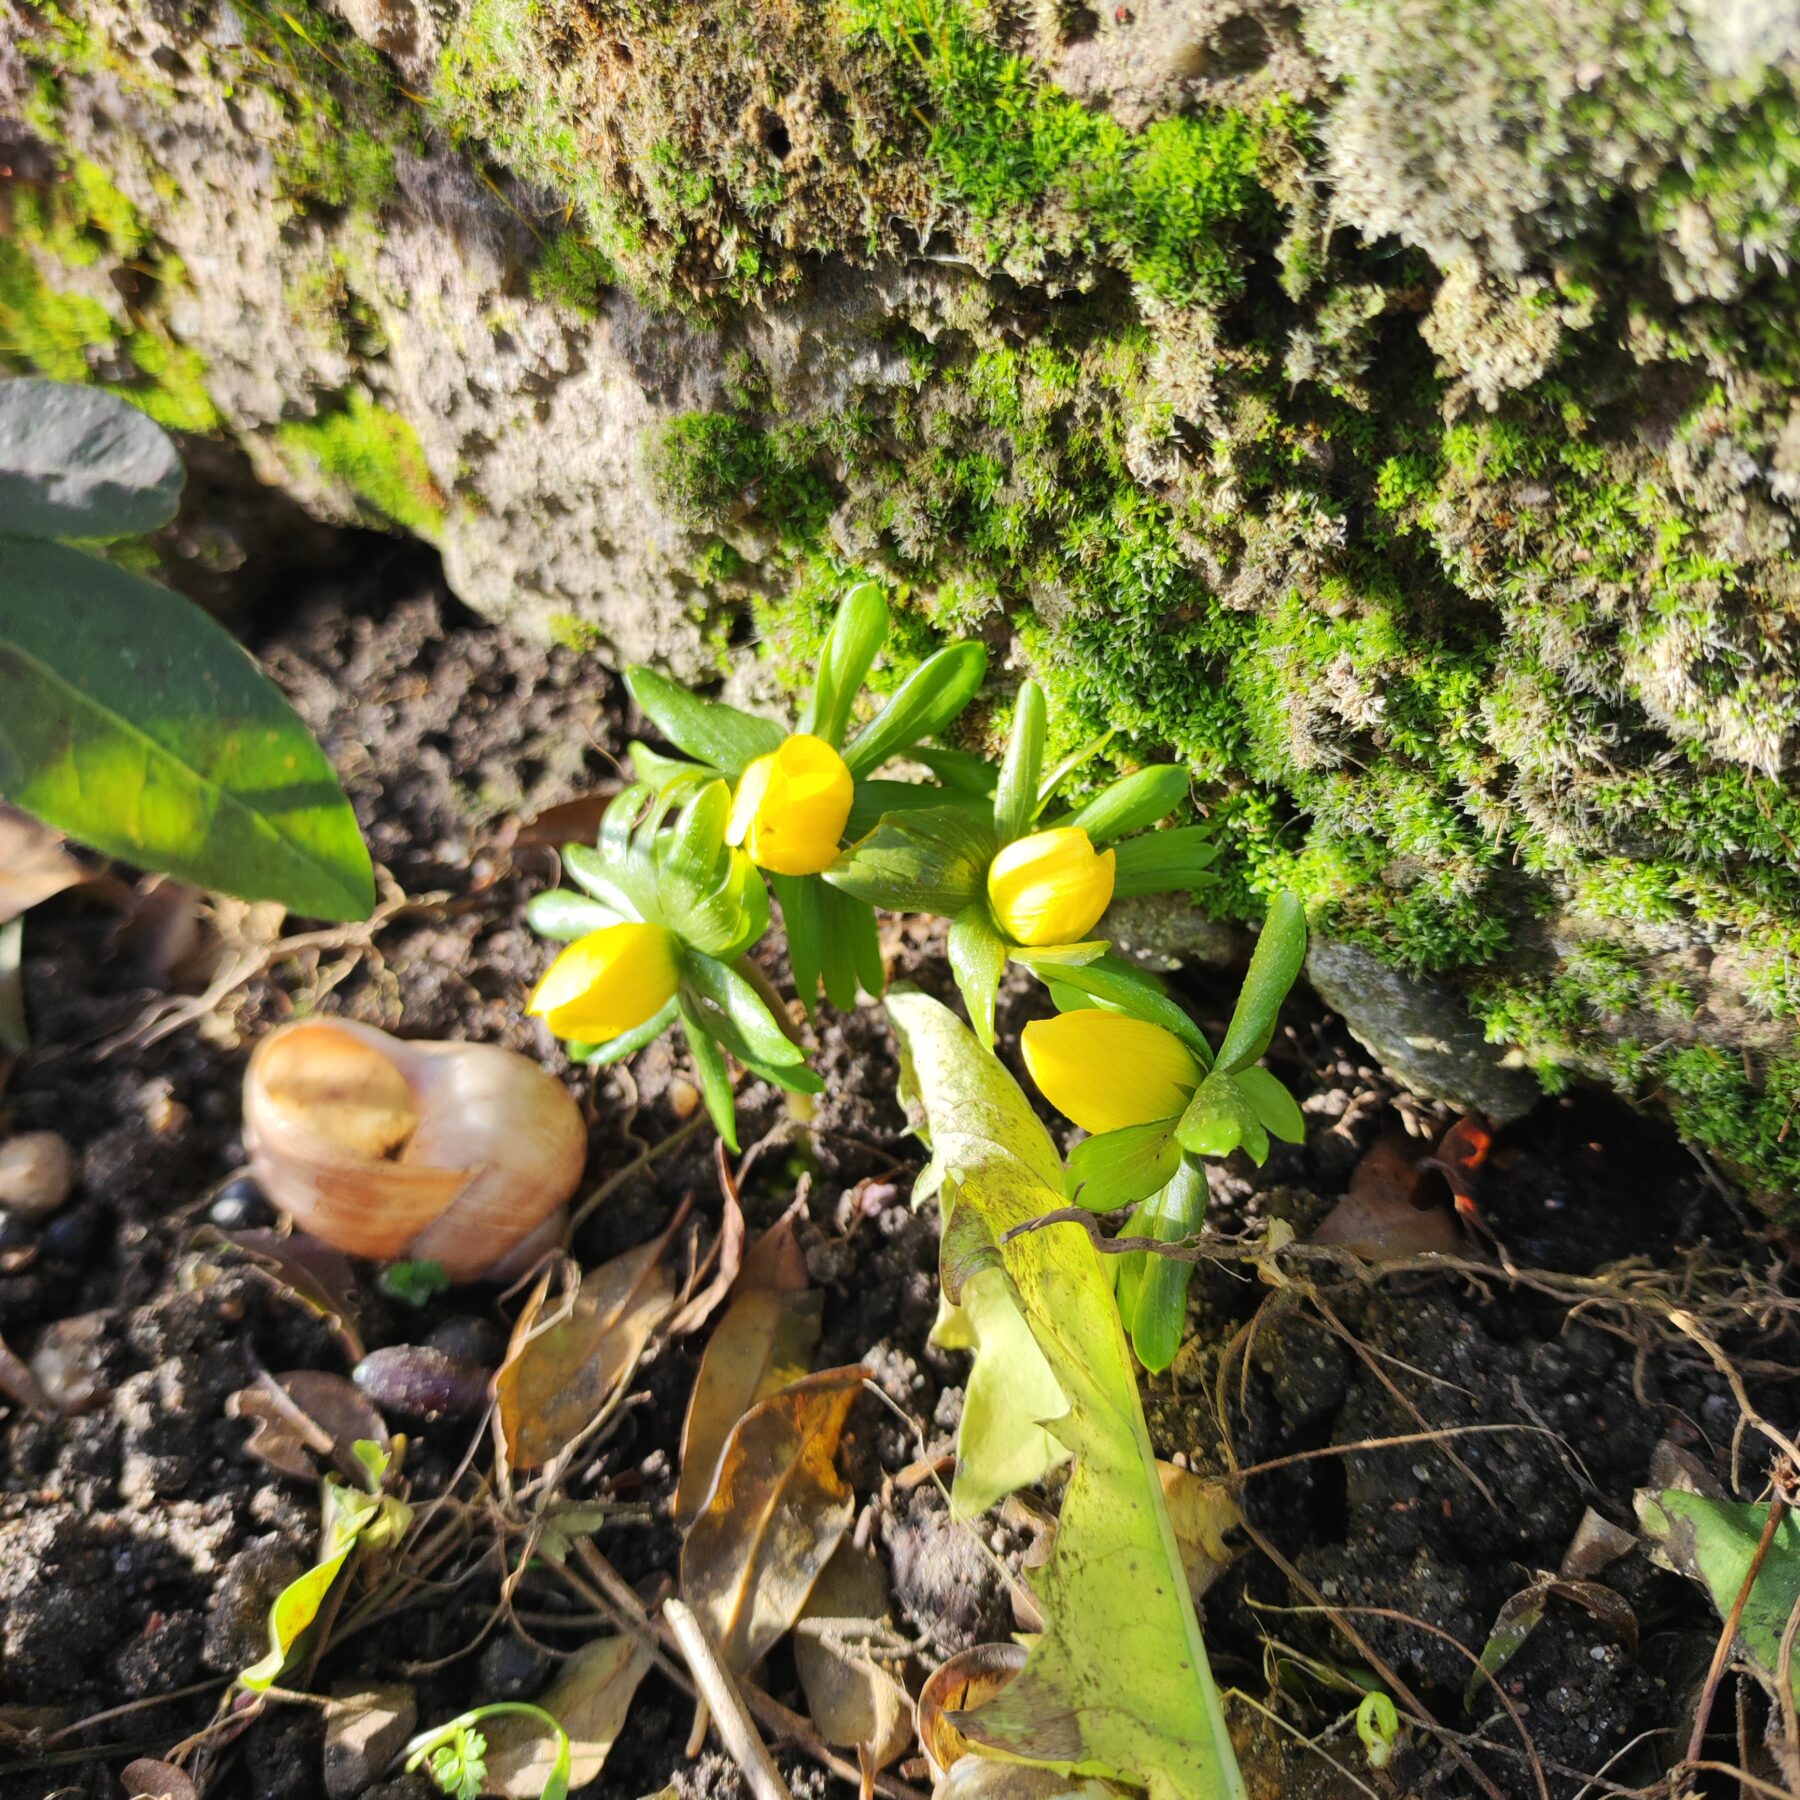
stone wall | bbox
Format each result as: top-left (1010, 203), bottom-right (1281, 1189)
top-left (5, 0), bottom-right (1799, 1205)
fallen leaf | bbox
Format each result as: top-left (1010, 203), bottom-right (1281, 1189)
top-left (680, 1364), bottom-right (865, 1674)
top-left (0, 806), bottom-right (92, 926)
top-left (675, 1209), bottom-right (821, 1527)
top-left (199, 1230), bottom-right (365, 1361)
top-left (0, 1332), bottom-right (54, 1417)
top-left (664, 1140), bottom-right (748, 1339)
top-left (1560, 1506), bottom-right (1637, 1581)
top-left (1155, 1463), bottom-right (1246, 1603)
top-left (1465, 1575), bottom-right (1638, 1709)
top-left (500, 792), bottom-right (621, 856)
top-left (483, 1636), bottom-right (653, 1796)
top-left (935, 1758), bottom-right (1118, 1798)
top-left (917, 1644), bottom-right (1026, 1780)
top-left (229, 1371), bottom-right (389, 1483)
top-left (794, 1542), bottom-right (914, 1783)
top-left (497, 1220), bottom-right (681, 1471)
top-left (120, 1758), bottom-right (202, 1800)
top-left (1311, 1132), bottom-right (1463, 1259)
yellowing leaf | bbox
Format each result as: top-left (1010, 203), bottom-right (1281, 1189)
top-left (794, 1543), bottom-right (915, 1779)
top-left (497, 1227), bottom-right (679, 1471)
top-left (1155, 1463), bottom-right (1245, 1604)
top-left (680, 1365), bottom-right (863, 1674)
top-left (482, 1637), bottom-right (653, 1795)
top-left (889, 989), bottom-right (1247, 1800)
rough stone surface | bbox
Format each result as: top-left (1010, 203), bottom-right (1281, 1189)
top-left (4, 0), bottom-right (1799, 1202)
top-left (324, 1682), bottom-right (419, 1800)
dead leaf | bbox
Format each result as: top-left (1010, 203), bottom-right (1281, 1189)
top-left (917, 1644), bottom-right (1027, 1781)
top-left (497, 1218), bottom-right (682, 1471)
top-left (229, 1371), bottom-right (389, 1483)
top-left (664, 1141), bottom-right (748, 1338)
top-left (676, 1209), bottom-right (821, 1527)
top-left (1311, 1132), bottom-right (1463, 1259)
top-left (120, 1758), bottom-right (202, 1800)
top-left (0, 1333), bottom-right (53, 1417)
top-left (499, 792), bottom-right (621, 856)
top-left (794, 1542), bottom-right (914, 1787)
top-left (0, 807), bottom-right (92, 926)
top-left (680, 1364), bottom-right (865, 1674)
top-left (196, 1229), bottom-right (365, 1362)
top-left (483, 1636), bottom-right (652, 1795)
top-left (1156, 1463), bottom-right (1246, 1603)
top-left (935, 1758), bottom-right (1117, 1797)
top-left (1560, 1506), bottom-right (1636, 1581)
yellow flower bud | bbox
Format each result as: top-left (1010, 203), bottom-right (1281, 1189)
top-left (728, 733), bottom-right (855, 876)
top-left (986, 827), bottom-right (1117, 947)
top-left (528, 921), bottom-right (681, 1042)
top-left (1021, 1011), bottom-right (1201, 1136)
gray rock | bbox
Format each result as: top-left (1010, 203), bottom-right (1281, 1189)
top-left (325, 1683), bottom-right (419, 1800)
top-left (1306, 938), bottom-right (1542, 1123)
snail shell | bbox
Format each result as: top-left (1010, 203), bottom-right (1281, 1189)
top-left (242, 1019), bottom-right (587, 1283)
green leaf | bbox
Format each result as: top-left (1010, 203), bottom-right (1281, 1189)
top-left (1052, 766), bottom-right (1189, 845)
top-left (624, 668), bottom-right (784, 779)
top-left (1110, 827), bottom-right (1217, 899)
top-left (932, 1262), bottom-right (1070, 1518)
top-left (1117, 1157), bottom-right (1206, 1374)
top-left (818, 880), bottom-right (860, 1013)
top-left (0, 540), bottom-right (374, 920)
top-left (841, 888), bottom-right (886, 999)
top-left (558, 846), bottom-right (646, 925)
top-left (527, 890), bottom-right (624, 941)
top-left (1215, 891), bottom-right (1307, 1074)
top-left (1638, 1490), bottom-right (1800, 1712)
top-left (949, 903), bottom-right (1006, 1050)
top-left (1016, 948), bottom-right (1211, 1062)
top-left (825, 806), bottom-right (995, 917)
top-left (0, 378), bottom-right (184, 538)
top-left (845, 777), bottom-right (991, 842)
top-left (805, 580), bottom-right (888, 747)
top-left (682, 951), bottom-right (805, 1066)
top-left (742, 1055), bottom-right (826, 1096)
top-left (993, 681), bottom-right (1047, 845)
top-left (1234, 1067), bottom-right (1304, 1144)
top-left (567, 998), bottom-right (680, 1066)
top-left (1036, 726), bottom-right (1115, 808)
top-left (842, 641), bottom-right (988, 778)
top-left (912, 745), bottom-right (998, 796)
top-left (771, 872), bottom-right (822, 1017)
top-left (1175, 1074), bottom-right (1269, 1165)
top-left (664, 779), bottom-right (732, 882)
top-left (627, 739), bottom-right (713, 789)
top-left (887, 991), bottom-right (1247, 1800)
top-left (1065, 1121), bottom-right (1183, 1213)
top-left (678, 1004), bottom-right (738, 1152)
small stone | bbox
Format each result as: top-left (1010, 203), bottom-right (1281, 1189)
top-left (39, 1204), bottom-right (102, 1262)
top-left (28, 1310), bottom-right (114, 1413)
top-left (324, 1682), bottom-right (418, 1800)
top-left (0, 1132), bottom-right (76, 1220)
top-left (0, 1208), bottom-right (35, 1255)
top-left (477, 1631), bottom-right (553, 1700)
top-left (208, 1175), bottom-right (274, 1232)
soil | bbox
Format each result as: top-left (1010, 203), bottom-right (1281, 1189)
top-left (2, 552), bottom-right (1795, 1800)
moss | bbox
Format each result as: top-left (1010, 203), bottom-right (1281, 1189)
top-left (277, 391), bottom-right (447, 537)
top-left (530, 232), bottom-right (616, 316)
top-left (546, 613), bottom-right (607, 653)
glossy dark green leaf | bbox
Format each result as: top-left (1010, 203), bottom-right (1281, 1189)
top-left (1175, 1073), bottom-right (1269, 1164)
top-left (0, 540), bottom-right (373, 920)
top-left (772, 872), bottom-right (822, 1017)
top-left (744, 1055), bottom-right (826, 1096)
top-left (1065, 1120), bottom-right (1183, 1213)
top-left (949, 903), bottom-right (1006, 1049)
top-left (912, 745), bottom-right (998, 796)
top-left (682, 951), bottom-right (805, 1065)
top-left (842, 889), bottom-right (886, 999)
top-left (1052, 766), bottom-right (1189, 845)
top-left (1235, 1066), bottom-right (1305, 1144)
top-left (679, 1003), bottom-right (738, 1152)
top-left (0, 378), bottom-right (184, 539)
top-left (805, 581), bottom-right (887, 748)
top-left (1215, 890), bottom-right (1307, 1074)
top-left (993, 680), bottom-right (1046, 845)
top-left (825, 806), bottom-right (994, 917)
top-left (624, 668), bottom-right (784, 779)
top-left (527, 890), bottom-right (625, 941)
top-left (841, 641), bottom-right (988, 778)
top-left (844, 777), bottom-right (990, 842)
top-left (1017, 948), bottom-right (1211, 1061)
top-left (1110, 826), bottom-right (1218, 899)
top-left (1120, 1157), bottom-right (1207, 1373)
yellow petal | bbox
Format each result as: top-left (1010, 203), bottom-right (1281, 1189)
top-left (528, 921), bottom-right (681, 1042)
top-left (728, 733), bottom-right (854, 876)
top-left (1021, 1011), bottom-right (1201, 1136)
top-left (987, 828), bottom-right (1116, 947)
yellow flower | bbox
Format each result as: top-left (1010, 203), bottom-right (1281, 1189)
top-left (986, 827), bottom-right (1117, 946)
top-left (1021, 1011), bottom-right (1202, 1136)
top-left (728, 734), bottom-right (855, 876)
top-left (528, 921), bottom-right (681, 1042)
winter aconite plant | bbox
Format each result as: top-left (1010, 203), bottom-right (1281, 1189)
top-left (526, 578), bottom-right (1311, 1799)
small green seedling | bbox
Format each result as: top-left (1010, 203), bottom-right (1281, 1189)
top-left (377, 1260), bottom-right (451, 1308)
top-left (405, 1703), bottom-right (572, 1800)
top-left (1356, 1690), bottom-right (1401, 1769)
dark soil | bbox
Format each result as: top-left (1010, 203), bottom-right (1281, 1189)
top-left (2, 563), bottom-right (1794, 1800)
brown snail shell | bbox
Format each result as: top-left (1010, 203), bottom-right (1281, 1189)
top-left (242, 1019), bottom-right (587, 1283)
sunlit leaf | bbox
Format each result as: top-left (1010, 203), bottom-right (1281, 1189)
top-left (679, 1365), bottom-right (864, 1674)
top-left (1213, 892), bottom-right (1306, 1074)
top-left (482, 1637), bottom-right (652, 1796)
top-left (842, 641), bottom-right (988, 778)
top-left (889, 990), bottom-right (1247, 1800)
top-left (794, 1542), bottom-right (915, 1777)
top-left (806, 580), bottom-right (888, 747)
top-left (993, 682), bottom-right (1047, 845)
top-left (1156, 1463), bottom-right (1245, 1604)
top-left (624, 668), bottom-right (784, 778)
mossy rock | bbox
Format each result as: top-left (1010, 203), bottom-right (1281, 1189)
top-left (3, 0), bottom-right (1798, 1205)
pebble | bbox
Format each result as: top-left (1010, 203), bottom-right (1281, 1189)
top-left (324, 1683), bottom-right (418, 1800)
top-left (353, 1345), bottom-right (491, 1422)
top-left (0, 1132), bottom-right (75, 1220)
top-left (208, 1175), bottom-right (274, 1232)
top-left (39, 1205), bottom-right (102, 1262)
top-left (0, 1208), bottom-right (36, 1255)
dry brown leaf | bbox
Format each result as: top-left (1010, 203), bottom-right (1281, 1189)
top-left (1155, 1462), bottom-right (1246, 1603)
top-left (120, 1758), bottom-right (202, 1800)
top-left (199, 1229), bottom-right (366, 1362)
top-left (794, 1541), bottom-right (914, 1788)
top-left (0, 807), bottom-right (92, 926)
top-left (935, 1759), bottom-right (1117, 1798)
top-left (675, 1211), bottom-right (820, 1528)
top-left (664, 1141), bottom-right (748, 1338)
top-left (917, 1643), bottom-right (1027, 1781)
top-left (228, 1370), bottom-right (389, 1483)
top-left (0, 1333), bottom-right (53, 1418)
top-left (483, 1635), bottom-right (652, 1795)
top-left (497, 1222), bottom-right (681, 1471)
top-left (1310, 1131), bottom-right (1463, 1259)
top-left (499, 792), bottom-right (621, 855)
top-left (679, 1364), bottom-right (865, 1674)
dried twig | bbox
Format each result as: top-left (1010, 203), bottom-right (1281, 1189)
top-left (1684, 1491), bottom-right (1790, 1770)
top-left (663, 1598), bottom-right (794, 1800)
